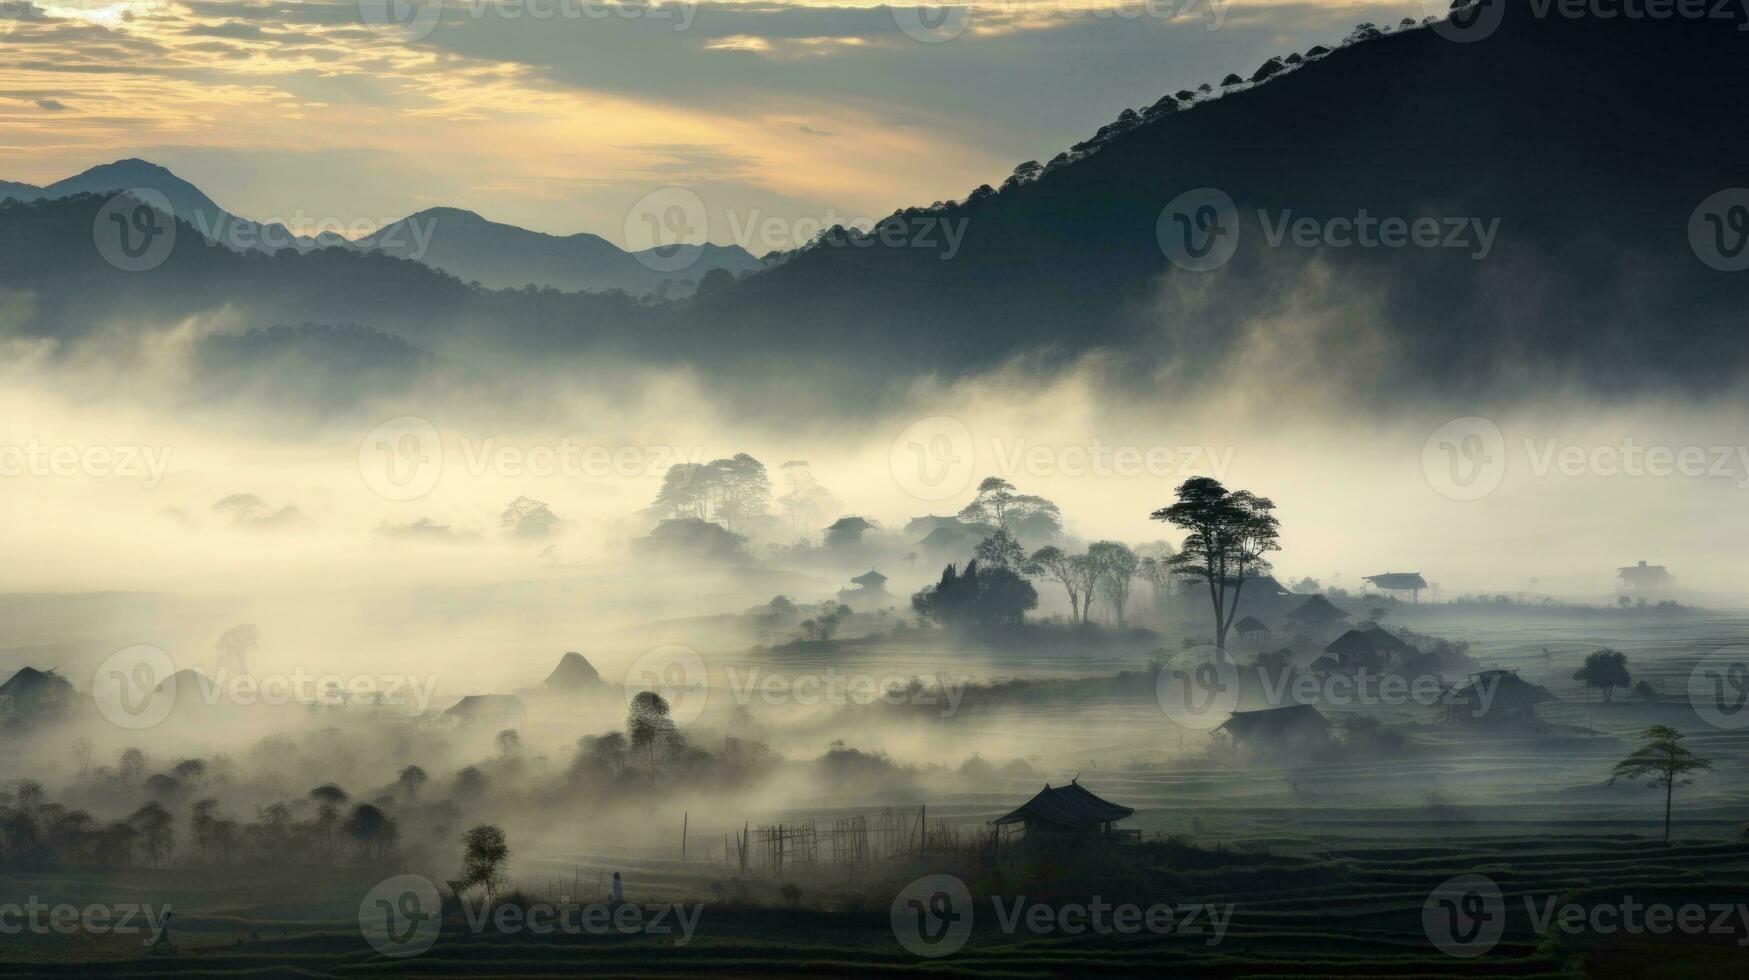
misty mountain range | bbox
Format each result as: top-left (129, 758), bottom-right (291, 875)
top-left (0, 160), bottom-right (761, 297)
top-left (3, 7), bottom-right (1747, 409)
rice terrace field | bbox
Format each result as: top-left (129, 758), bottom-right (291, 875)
top-left (4, 3), bottom-right (1749, 978)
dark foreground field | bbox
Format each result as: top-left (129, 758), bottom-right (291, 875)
top-left (4, 832), bottom-right (1747, 978)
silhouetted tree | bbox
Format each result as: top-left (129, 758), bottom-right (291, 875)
top-left (1087, 541), bottom-right (1139, 627)
top-left (1575, 649), bottom-right (1632, 703)
top-left (342, 803), bottom-right (398, 860)
top-left (459, 824), bottom-right (509, 903)
top-left (127, 802), bottom-right (174, 867)
top-left (1153, 477), bottom-right (1282, 653)
top-left (627, 691), bottom-right (677, 783)
top-left (1610, 726), bottom-right (1712, 842)
top-left (396, 765), bottom-right (428, 801)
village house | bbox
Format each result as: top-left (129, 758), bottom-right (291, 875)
top-left (992, 780), bottom-right (1136, 846)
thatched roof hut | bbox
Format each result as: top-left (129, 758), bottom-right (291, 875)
top-left (1441, 670), bottom-right (1554, 726)
top-left (542, 652), bottom-right (603, 691)
top-left (1284, 594), bottom-right (1350, 628)
top-left (992, 780), bottom-right (1134, 836)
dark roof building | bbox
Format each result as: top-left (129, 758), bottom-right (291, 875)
top-left (851, 569), bottom-right (888, 589)
top-left (1217, 704), bottom-right (1331, 752)
top-left (1364, 572), bottom-right (1428, 601)
top-left (0, 667), bottom-right (73, 721)
top-left (1617, 560), bottom-right (1673, 592)
top-left (824, 516), bottom-right (876, 549)
top-left (992, 780), bottom-right (1135, 835)
top-left (1323, 627), bottom-right (1416, 670)
top-left (1234, 616), bottom-right (1270, 636)
top-left (1284, 594), bottom-right (1351, 627)
top-left (1441, 669), bottom-right (1554, 726)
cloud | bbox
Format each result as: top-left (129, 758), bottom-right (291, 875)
top-left (34, 97), bottom-right (67, 110)
top-left (212, 492), bottom-right (306, 528)
top-left (375, 518), bottom-right (483, 542)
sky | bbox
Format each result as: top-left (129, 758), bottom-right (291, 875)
top-left (0, 0), bottom-right (1426, 247)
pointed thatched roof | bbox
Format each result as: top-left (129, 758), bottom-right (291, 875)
top-left (1234, 616), bottom-right (1270, 635)
top-left (0, 667), bottom-right (72, 713)
top-left (1285, 594), bottom-right (1351, 625)
top-left (543, 652), bottom-right (603, 690)
top-left (992, 779), bottom-right (1134, 830)
top-left (442, 694), bottom-right (527, 724)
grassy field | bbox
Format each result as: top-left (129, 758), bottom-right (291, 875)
top-left (4, 832), bottom-right (1747, 977)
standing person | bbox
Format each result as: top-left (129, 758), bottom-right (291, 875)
top-left (610, 872), bottom-right (623, 906)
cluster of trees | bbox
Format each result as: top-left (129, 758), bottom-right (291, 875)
top-left (911, 560), bottom-right (1038, 632)
top-left (570, 692), bottom-right (779, 792)
top-left (648, 454), bottom-right (773, 533)
top-left (0, 773), bottom-right (407, 871)
top-left (908, 477), bottom-right (1283, 640)
top-left (1026, 540), bottom-right (1162, 628)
